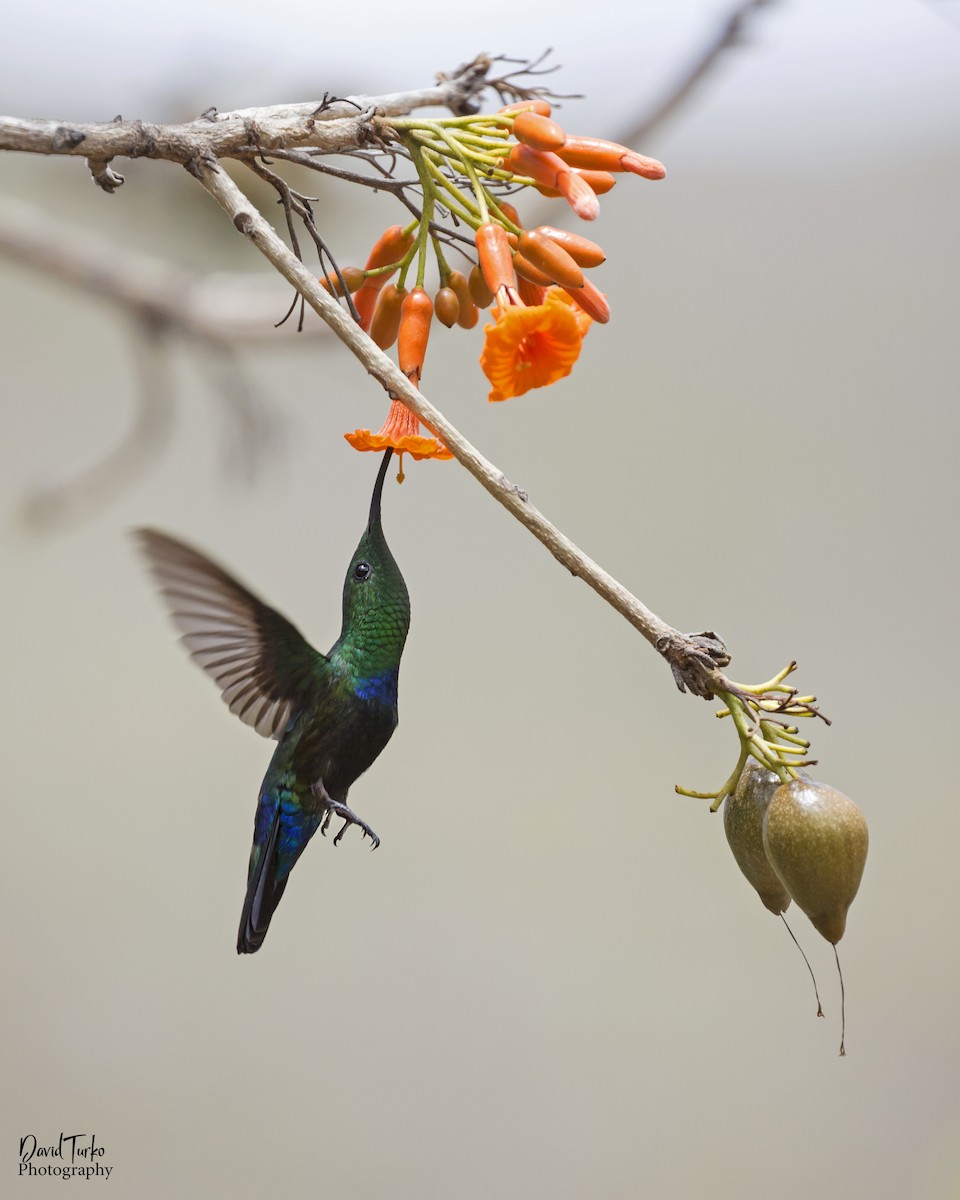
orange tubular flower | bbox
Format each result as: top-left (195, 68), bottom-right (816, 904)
top-left (368, 283), bottom-right (406, 350)
top-left (537, 226), bottom-right (606, 268)
top-left (512, 111), bottom-right (567, 152)
top-left (319, 266), bottom-right (365, 296)
top-left (505, 144), bottom-right (599, 221)
top-left (475, 222), bottom-right (519, 298)
top-left (561, 278), bottom-right (610, 324)
top-left (513, 253), bottom-right (554, 287)
top-left (534, 168), bottom-right (617, 200)
top-left (480, 287), bottom-right (592, 403)
top-left (346, 286), bottom-right (451, 461)
top-left (497, 100), bottom-right (552, 118)
top-left (516, 276), bottom-right (547, 307)
top-left (352, 225), bottom-right (415, 331)
top-left (557, 136), bottom-right (666, 180)
top-left (345, 400), bottom-right (451, 461)
top-left (495, 199), bottom-right (522, 229)
top-left (517, 230), bottom-right (584, 290)
top-left (397, 288), bottom-right (434, 385)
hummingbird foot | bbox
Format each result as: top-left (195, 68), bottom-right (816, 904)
top-left (315, 791), bottom-right (381, 850)
top-left (330, 800), bottom-right (381, 850)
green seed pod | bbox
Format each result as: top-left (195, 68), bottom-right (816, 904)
top-left (763, 780), bottom-right (868, 945)
top-left (724, 759), bottom-right (792, 916)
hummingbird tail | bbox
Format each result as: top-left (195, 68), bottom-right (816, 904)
top-left (237, 805), bottom-right (290, 954)
top-left (237, 790), bottom-right (322, 954)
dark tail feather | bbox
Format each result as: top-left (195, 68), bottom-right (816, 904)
top-left (237, 809), bottom-right (288, 954)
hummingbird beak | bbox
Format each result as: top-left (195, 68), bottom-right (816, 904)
top-left (369, 448), bottom-right (392, 530)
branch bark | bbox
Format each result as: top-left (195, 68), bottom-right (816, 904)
top-left (0, 65), bottom-right (493, 173)
top-left (0, 47), bottom-right (759, 697)
top-left (195, 154), bottom-right (717, 682)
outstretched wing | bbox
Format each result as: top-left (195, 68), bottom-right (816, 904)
top-left (135, 528), bottom-right (326, 739)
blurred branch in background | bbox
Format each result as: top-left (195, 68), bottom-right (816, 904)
top-left (627, 0), bottom-right (777, 143)
top-left (0, 197), bottom-right (320, 341)
top-left (0, 199), bottom-right (289, 527)
top-left (19, 317), bottom-right (176, 530)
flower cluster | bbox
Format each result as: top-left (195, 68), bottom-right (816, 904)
top-left (339, 99), bottom-right (665, 466)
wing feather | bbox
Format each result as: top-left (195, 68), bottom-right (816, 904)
top-left (134, 528), bottom-right (326, 740)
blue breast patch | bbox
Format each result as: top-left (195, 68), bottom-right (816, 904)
top-left (353, 670), bottom-right (399, 706)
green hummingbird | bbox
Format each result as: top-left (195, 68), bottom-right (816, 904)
top-left (135, 449), bottom-right (409, 953)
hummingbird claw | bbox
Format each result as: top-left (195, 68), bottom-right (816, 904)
top-left (322, 798), bottom-right (380, 850)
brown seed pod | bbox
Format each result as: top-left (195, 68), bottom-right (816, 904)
top-left (319, 266), bottom-right (365, 296)
top-left (468, 264), bottom-right (495, 309)
top-left (445, 271), bottom-right (478, 329)
top-left (434, 286), bottom-right (460, 329)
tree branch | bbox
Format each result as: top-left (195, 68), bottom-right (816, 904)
top-left (195, 152), bottom-right (727, 695)
top-left (0, 45), bottom-right (776, 696)
top-left (0, 58), bottom-right (496, 179)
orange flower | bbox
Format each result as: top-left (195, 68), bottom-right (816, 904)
top-left (345, 399), bottom-right (452, 461)
top-left (480, 288), bottom-right (591, 403)
top-left (347, 288), bottom-right (452, 466)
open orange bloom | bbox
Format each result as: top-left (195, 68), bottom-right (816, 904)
top-left (480, 288), bottom-right (592, 403)
top-left (345, 399), bottom-right (452, 461)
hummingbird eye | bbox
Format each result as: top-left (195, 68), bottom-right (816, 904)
top-left (353, 561), bottom-right (372, 582)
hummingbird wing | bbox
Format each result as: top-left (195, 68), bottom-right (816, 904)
top-left (135, 528), bottom-right (325, 739)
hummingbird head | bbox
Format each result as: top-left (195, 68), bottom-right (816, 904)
top-left (339, 449), bottom-right (411, 666)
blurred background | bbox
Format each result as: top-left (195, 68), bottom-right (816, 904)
top-left (3, 1), bottom-right (959, 1196)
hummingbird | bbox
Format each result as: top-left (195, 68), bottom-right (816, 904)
top-left (135, 449), bottom-right (409, 954)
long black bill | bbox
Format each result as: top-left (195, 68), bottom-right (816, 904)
top-left (369, 448), bottom-right (393, 529)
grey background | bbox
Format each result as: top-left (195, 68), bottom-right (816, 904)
top-left (3, 2), bottom-right (959, 1196)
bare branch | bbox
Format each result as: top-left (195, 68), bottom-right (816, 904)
top-left (195, 153), bottom-right (696, 665)
top-left (1, 45), bottom-right (789, 696)
top-left (0, 57), bottom-right (498, 172)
